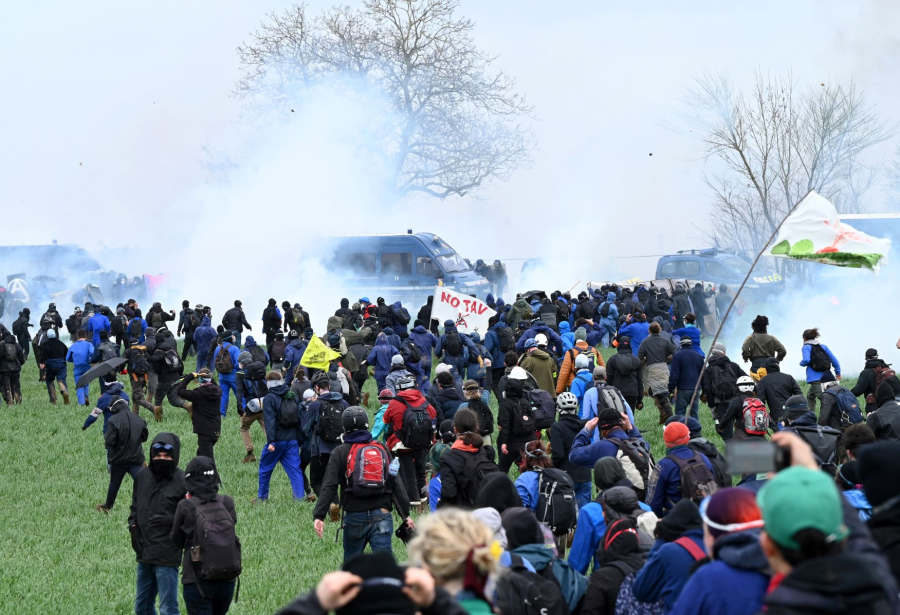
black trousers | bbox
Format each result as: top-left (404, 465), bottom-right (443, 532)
top-left (105, 464), bottom-right (142, 509)
top-left (398, 449), bottom-right (427, 502)
top-left (491, 367), bottom-right (505, 400)
top-left (498, 439), bottom-right (534, 474)
top-left (310, 454), bottom-right (338, 504)
top-left (197, 434), bottom-right (218, 465)
top-left (181, 332), bottom-right (196, 361)
top-left (155, 374), bottom-right (186, 408)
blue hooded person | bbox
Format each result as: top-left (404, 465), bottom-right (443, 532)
top-left (598, 292), bottom-right (619, 347)
top-left (366, 332), bottom-right (400, 392)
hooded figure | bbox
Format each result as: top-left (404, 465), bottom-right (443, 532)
top-left (755, 357), bottom-right (802, 422)
top-left (129, 433), bottom-right (186, 572)
top-left (865, 383), bottom-right (900, 441)
top-left (582, 516), bottom-right (646, 615)
top-left (98, 398), bottom-right (149, 513)
top-left (475, 472), bottom-right (523, 514)
top-left (366, 333), bottom-right (400, 391)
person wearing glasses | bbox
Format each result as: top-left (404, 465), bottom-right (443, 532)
top-left (129, 433), bottom-right (186, 615)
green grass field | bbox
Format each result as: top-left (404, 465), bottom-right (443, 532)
top-left (0, 340), bottom-right (843, 614)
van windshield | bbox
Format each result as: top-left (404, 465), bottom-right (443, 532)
top-left (436, 253), bottom-right (469, 274)
top-left (723, 257), bottom-right (751, 275)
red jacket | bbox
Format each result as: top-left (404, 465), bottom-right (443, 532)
top-left (383, 389), bottom-right (437, 450)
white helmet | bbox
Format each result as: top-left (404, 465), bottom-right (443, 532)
top-left (535, 333), bottom-right (549, 347)
top-left (737, 375), bottom-right (756, 393)
top-left (509, 366), bottom-right (528, 381)
top-left (557, 391), bottom-right (578, 413)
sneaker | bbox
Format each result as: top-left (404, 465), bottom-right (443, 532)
top-left (153, 406), bottom-right (163, 422)
top-left (242, 452), bottom-right (257, 464)
top-left (329, 503), bottom-right (340, 523)
top-left (95, 503), bottom-right (109, 514)
top-left (409, 500), bottom-right (422, 507)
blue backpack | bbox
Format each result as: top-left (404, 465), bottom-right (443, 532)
top-left (827, 386), bottom-right (862, 428)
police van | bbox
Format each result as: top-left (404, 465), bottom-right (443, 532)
top-left (326, 232), bottom-right (491, 305)
top-left (655, 248), bottom-right (783, 302)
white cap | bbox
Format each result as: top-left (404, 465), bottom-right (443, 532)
top-left (435, 363), bottom-right (453, 375)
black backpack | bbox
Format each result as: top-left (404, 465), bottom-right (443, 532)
top-left (494, 553), bottom-right (568, 615)
top-left (511, 397), bottom-right (537, 437)
top-left (111, 314), bottom-right (128, 335)
top-left (536, 467), bottom-right (578, 535)
top-left (458, 449), bottom-right (501, 506)
top-left (215, 344), bottom-right (234, 375)
top-left (524, 388), bottom-right (557, 430)
top-left (164, 349), bottom-right (183, 373)
top-left (278, 392), bottom-right (300, 428)
top-left (669, 451), bottom-right (718, 504)
top-left (342, 312), bottom-right (359, 331)
top-left (556, 300), bottom-right (571, 322)
top-left (498, 327), bottom-right (515, 353)
top-left (40, 313), bottom-right (56, 330)
top-left (248, 345), bottom-right (267, 365)
top-left (187, 496), bottom-right (242, 582)
top-left (807, 344), bottom-right (832, 373)
top-left (129, 344), bottom-right (150, 375)
top-left (793, 425), bottom-right (846, 474)
top-left (98, 341), bottom-right (118, 362)
top-left (4, 342), bottom-right (17, 361)
top-left (317, 398), bottom-right (345, 442)
top-left (600, 302), bottom-right (611, 318)
top-left (709, 363), bottom-right (738, 404)
top-left (129, 318), bottom-right (143, 339)
top-left (445, 330), bottom-right (462, 357)
top-left (398, 397), bottom-right (433, 449)
top-left (401, 339), bottom-right (422, 364)
top-left (271, 339), bottom-right (286, 362)
top-left (468, 399), bottom-right (494, 436)
top-left (376, 304), bottom-right (392, 327)
top-left (611, 438), bottom-right (655, 491)
top-left (393, 307), bottom-right (411, 325)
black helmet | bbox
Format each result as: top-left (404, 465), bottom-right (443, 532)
top-left (310, 371), bottom-right (329, 388)
top-left (342, 406), bottom-right (369, 433)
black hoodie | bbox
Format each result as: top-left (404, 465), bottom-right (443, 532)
top-left (852, 358), bottom-right (892, 414)
top-left (104, 399), bottom-right (148, 466)
top-left (756, 358), bottom-right (802, 422)
top-left (129, 432), bottom-right (186, 567)
top-left (583, 517), bottom-right (645, 615)
top-left (170, 456), bottom-right (236, 585)
top-left (497, 379), bottom-right (538, 447)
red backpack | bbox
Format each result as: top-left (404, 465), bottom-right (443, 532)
top-left (346, 442), bottom-right (391, 497)
top-left (742, 397), bottom-right (770, 435)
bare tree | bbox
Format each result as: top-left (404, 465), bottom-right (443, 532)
top-left (687, 72), bottom-right (892, 254)
top-left (234, 0), bottom-right (534, 200)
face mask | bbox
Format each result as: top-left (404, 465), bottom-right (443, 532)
top-left (151, 458), bottom-right (175, 476)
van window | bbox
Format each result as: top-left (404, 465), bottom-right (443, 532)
top-left (381, 253), bottom-right (412, 276)
top-left (659, 261), bottom-right (678, 277)
top-left (336, 252), bottom-right (376, 276)
top-left (677, 260), bottom-right (700, 277)
top-left (417, 256), bottom-right (440, 278)
top-left (436, 252), bottom-right (468, 274)
top-left (704, 261), bottom-right (731, 279)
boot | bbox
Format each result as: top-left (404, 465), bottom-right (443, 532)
top-left (62, 390), bottom-right (70, 405)
top-left (242, 451), bottom-right (257, 463)
top-left (362, 392), bottom-right (370, 407)
top-left (329, 503), bottom-right (340, 523)
top-left (658, 405), bottom-right (673, 425)
top-left (132, 401), bottom-right (140, 414)
top-left (48, 387), bottom-right (58, 405)
top-left (153, 406), bottom-right (163, 422)
top-left (15, 392), bottom-right (22, 405)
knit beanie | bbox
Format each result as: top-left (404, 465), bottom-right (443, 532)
top-left (597, 408), bottom-right (623, 430)
top-left (574, 327), bottom-right (587, 342)
top-left (664, 422), bottom-right (690, 447)
top-left (859, 442), bottom-right (900, 506)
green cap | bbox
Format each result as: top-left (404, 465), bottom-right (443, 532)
top-left (757, 466), bottom-right (848, 550)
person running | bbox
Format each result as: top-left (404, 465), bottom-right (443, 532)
top-left (213, 332), bottom-right (242, 417)
top-left (497, 376), bottom-right (540, 474)
top-left (313, 406), bottom-right (414, 562)
top-left (649, 421), bottom-right (714, 517)
top-left (741, 315), bottom-right (786, 378)
top-left (237, 353), bottom-right (267, 463)
top-left (383, 377), bottom-right (436, 507)
top-left (176, 368), bottom-right (222, 464)
top-left (40, 328), bottom-right (69, 404)
top-left (800, 327), bottom-right (841, 412)
top-left (550, 392), bottom-right (592, 508)
top-left (668, 338), bottom-right (704, 420)
top-left (96, 398), bottom-right (148, 514)
top-left (170, 457), bottom-right (240, 615)
top-left (639, 320), bottom-right (676, 424)
top-left (66, 329), bottom-right (95, 406)
top-left (129, 433), bottom-right (186, 615)
top-left (256, 371), bottom-right (306, 502)
top-left (0, 332), bottom-right (25, 405)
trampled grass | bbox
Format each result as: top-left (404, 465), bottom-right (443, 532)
top-left (0, 340), bottom-right (842, 613)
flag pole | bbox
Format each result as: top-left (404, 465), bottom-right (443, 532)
top-left (686, 190), bottom-right (813, 413)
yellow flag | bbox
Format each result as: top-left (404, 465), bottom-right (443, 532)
top-left (300, 335), bottom-right (342, 371)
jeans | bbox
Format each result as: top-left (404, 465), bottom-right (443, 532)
top-left (105, 464), bottom-right (142, 509)
top-left (258, 440), bottom-right (306, 500)
top-left (674, 389), bottom-right (700, 420)
top-left (233, 333), bottom-right (242, 348)
top-left (342, 509), bottom-right (392, 562)
top-left (135, 563), bottom-right (179, 615)
top-left (182, 581), bottom-right (235, 615)
top-left (197, 353), bottom-right (210, 372)
top-left (397, 449), bottom-right (427, 503)
top-left (574, 481), bottom-right (593, 510)
top-left (219, 378), bottom-right (238, 416)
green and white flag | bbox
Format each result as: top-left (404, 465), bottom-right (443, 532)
top-left (769, 191), bottom-right (891, 272)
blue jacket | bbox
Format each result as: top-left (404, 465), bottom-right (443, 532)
top-left (515, 324), bottom-right (563, 356)
top-left (87, 313), bottom-right (111, 347)
top-left (669, 529), bottom-right (769, 615)
top-left (570, 370), bottom-right (593, 410)
top-left (569, 494), bottom-right (652, 574)
top-left (66, 340), bottom-right (95, 372)
top-left (409, 325), bottom-right (438, 360)
top-left (584, 323), bottom-right (605, 348)
top-left (284, 338), bottom-right (308, 373)
top-left (81, 382), bottom-right (130, 432)
top-left (843, 489), bottom-right (873, 522)
top-left (483, 322), bottom-right (509, 365)
top-left (569, 426), bottom-right (645, 467)
top-left (128, 317), bottom-right (147, 343)
top-left (367, 335), bottom-right (400, 381)
top-left (515, 471), bottom-right (540, 511)
top-left (672, 325), bottom-right (705, 357)
top-left (668, 347), bottom-right (705, 393)
top-left (193, 316), bottom-right (216, 356)
top-left (435, 325), bottom-right (478, 374)
top-left (633, 529), bottom-right (706, 612)
top-left (558, 321), bottom-right (575, 353)
top-left (800, 341), bottom-right (841, 382)
top-left (429, 473), bottom-right (442, 512)
top-left (383, 328), bottom-right (402, 351)
top-left (304, 392), bottom-right (349, 456)
top-left (214, 341), bottom-right (242, 381)
top-left (649, 445), bottom-right (714, 517)
top-left (391, 302), bottom-right (409, 337)
top-left (244, 336), bottom-right (270, 364)
top-left (581, 386), bottom-right (635, 444)
top-left (263, 384), bottom-right (298, 444)
top-left (598, 293), bottom-right (619, 328)
top-left (618, 321), bottom-right (650, 356)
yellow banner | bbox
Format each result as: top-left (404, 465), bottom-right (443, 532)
top-left (300, 335), bottom-right (342, 371)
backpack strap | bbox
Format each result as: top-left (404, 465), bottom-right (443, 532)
top-left (674, 536), bottom-right (706, 561)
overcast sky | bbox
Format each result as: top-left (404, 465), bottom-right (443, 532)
top-left (2, 1), bottom-right (898, 282)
